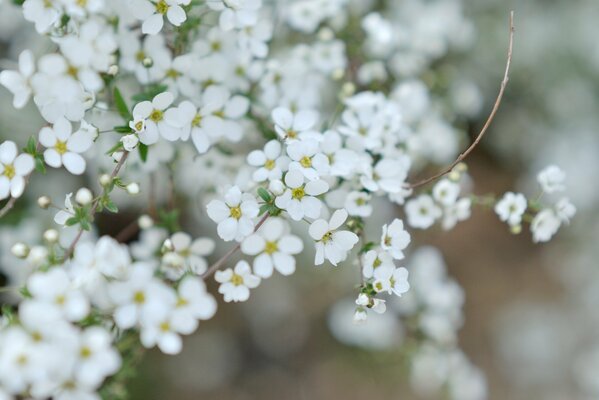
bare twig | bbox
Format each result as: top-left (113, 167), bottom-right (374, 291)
top-left (115, 218), bottom-right (140, 243)
top-left (201, 213), bottom-right (270, 280)
top-left (407, 11), bottom-right (515, 190)
top-left (63, 152), bottom-right (130, 260)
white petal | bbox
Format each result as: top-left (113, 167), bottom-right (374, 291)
top-left (206, 200), bottom-right (230, 222)
top-left (63, 152), bottom-right (86, 175)
top-left (278, 235), bottom-right (303, 254)
top-left (39, 127), bottom-right (57, 147)
top-left (142, 13), bottom-right (165, 35)
top-left (158, 332), bottom-right (182, 354)
top-left (253, 253), bottom-right (273, 278)
top-left (0, 177), bottom-right (9, 200)
top-left (53, 117), bottom-right (73, 141)
top-left (43, 149), bottom-right (62, 168)
top-left (0, 141), bottom-right (17, 164)
top-left (217, 218), bottom-right (238, 241)
top-left (247, 150), bottom-right (266, 166)
top-left (153, 91), bottom-right (174, 110)
top-left (284, 169), bottom-right (304, 188)
top-left (309, 219), bottom-right (328, 240)
top-left (67, 130), bottom-right (94, 153)
top-left (272, 252), bottom-right (296, 276)
top-left (305, 179), bottom-right (329, 196)
top-left (241, 234), bottom-right (265, 256)
top-left (329, 209), bottom-right (348, 230)
top-left (333, 231), bottom-right (359, 250)
top-left (10, 176), bottom-right (25, 198)
top-left (14, 154), bottom-right (34, 175)
top-left (224, 96), bottom-right (249, 119)
top-left (167, 5), bottom-right (187, 26)
top-left (272, 107), bottom-right (293, 129)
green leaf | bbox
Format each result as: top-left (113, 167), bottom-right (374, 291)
top-left (114, 125), bottom-right (133, 134)
top-left (65, 217), bottom-right (79, 227)
top-left (257, 187), bottom-right (272, 202)
top-left (138, 143), bottom-right (149, 163)
top-left (104, 199), bottom-right (119, 213)
top-left (24, 136), bottom-right (37, 155)
top-left (113, 87), bottom-right (132, 121)
top-left (359, 241), bottom-right (376, 254)
top-left (34, 157), bottom-right (46, 174)
top-left (259, 204), bottom-right (271, 216)
top-left (106, 141), bottom-right (124, 155)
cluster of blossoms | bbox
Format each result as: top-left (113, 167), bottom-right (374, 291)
top-left (0, 0), bottom-right (575, 398)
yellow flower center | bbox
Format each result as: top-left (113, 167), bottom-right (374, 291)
top-left (212, 110), bottom-right (225, 118)
top-left (166, 68), bottom-right (180, 79)
top-left (355, 197), bottom-right (366, 206)
top-left (43, 0), bottom-right (52, 8)
top-left (374, 281), bottom-right (384, 291)
top-left (211, 41), bottom-right (221, 51)
top-left (2, 164), bottom-right (15, 179)
top-left (287, 130), bottom-right (297, 139)
top-left (384, 235), bottom-right (391, 246)
top-left (135, 51), bottom-right (146, 62)
top-left (67, 65), bottom-right (78, 78)
top-left (264, 159), bottom-right (276, 170)
top-left (373, 258), bottom-right (382, 268)
top-left (135, 121), bottom-right (144, 131)
top-left (55, 295), bottom-right (65, 305)
top-left (80, 346), bottom-right (92, 358)
top-left (31, 332), bottom-right (43, 342)
top-left (231, 273), bottom-right (244, 286)
top-left (133, 291), bottom-right (145, 304)
top-left (299, 156), bottom-right (312, 168)
top-left (150, 109), bottom-right (163, 122)
top-left (229, 206), bottom-right (242, 220)
top-left (291, 187), bottom-right (305, 200)
top-left (155, 0), bottom-right (169, 14)
top-left (176, 297), bottom-right (188, 307)
top-left (76, 0), bottom-right (88, 7)
top-left (192, 113), bottom-right (203, 127)
top-left (160, 321), bottom-right (170, 332)
top-left (55, 141), bottom-right (68, 155)
top-left (321, 231), bottom-right (333, 243)
top-left (264, 241), bottom-right (278, 255)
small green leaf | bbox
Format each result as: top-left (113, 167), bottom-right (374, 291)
top-left (359, 241), bottom-right (376, 254)
top-left (104, 199), bottom-right (119, 213)
top-left (114, 125), bottom-right (133, 134)
top-left (257, 188), bottom-right (272, 202)
top-left (259, 204), bottom-right (271, 216)
top-left (24, 136), bottom-right (37, 154)
top-left (113, 87), bottom-right (132, 121)
top-left (65, 217), bottom-right (79, 227)
top-left (34, 157), bottom-right (46, 174)
top-left (138, 143), bottom-right (149, 162)
top-left (106, 141), bottom-right (124, 155)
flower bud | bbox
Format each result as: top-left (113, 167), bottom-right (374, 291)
top-left (355, 293), bottom-right (370, 307)
top-left (162, 238), bottom-right (174, 253)
top-left (43, 229), bottom-right (59, 243)
top-left (126, 183), bottom-right (140, 195)
top-left (107, 65), bottom-right (119, 76)
top-left (353, 308), bottom-right (368, 324)
top-left (332, 68), bottom-right (345, 81)
top-left (11, 242), bottom-right (29, 259)
top-left (99, 174), bottom-right (112, 187)
top-left (318, 27), bottom-right (334, 41)
top-left (448, 170), bottom-right (461, 182)
top-left (75, 188), bottom-right (93, 206)
top-left (121, 134), bottom-right (139, 151)
top-left (142, 57), bottom-right (153, 68)
top-left (268, 179), bottom-right (285, 196)
top-left (341, 82), bottom-right (355, 97)
top-left (27, 246), bottom-right (48, 266)
top-left (138, 215), bottom-right (154, 229)
top-left (37, 196), bottom-right (52, 209)
top-left (510, 224), bottom-right (522, 235)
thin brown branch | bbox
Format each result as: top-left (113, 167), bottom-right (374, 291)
top-left (408, 11), bottom-right (515, 190)
top-left (115, 218), bottom-right (140, 243)
top-left (201, 213), bottom-right (270, 280)
top-left (63, 151), bottom-right (130, 260)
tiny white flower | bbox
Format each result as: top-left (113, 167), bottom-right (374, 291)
top-left (75, 188), bottom-right (93, 206)
top-left (75, 327), bottom-right (121, 388)
top-left (161, 232), bottom-right (215, 279)
top-left (495, 192), bottom-right (527, 226)
top-left (173, 276), bottom-right (217, 330)
top-left (537, 165), bottom-right (566, 193)
top-left (132, 92), bottom-right (182, 144)
top-left (442, 198), bottom-right (472, 230)
top-left (531, 208), bottom-right (562, 243)
top-left (26, 268), bottom-right (90, 322)
top-left (286, 138), bottom-right (329, 181)
top-left (380, 219), bottom-right (411, 260)
top-left (554, 197), bottom-right (576, 223)
top-left (362, 249), bottom-right (395, 279)
top-left (241, 218), bottom-right (304, 278)
top-left (129, 0), bottom-right (189, 35)
top-left (432, 179), bottom-right (460, 207)
top-left (22, 0), bottom-right (61, 33)
top-left (405, 195), bottom-right (442, 229)
top-left (206, 0), bottom-right (262, 31)
top-left (247, 140), bottom-right (290, 182)
top-left (271, 107), bottom-right (319, 141)
top-left (39, 118), bottom-right (94, 175)
top-left (309, 209), bottom-right (359, 266)
top-left (274, 169), bottom-right (329, 221)
top-left (0, 50), bottom-right (35, 109)
top-left (0, 141), bottom-right (34, 200)
top-left (215, 260), bottom-right (261, 302)
top-left (121, 134), bottom-right (140, 152)
top-left (54, 193), bottom-right (75, 226)
top-left (372, 267), bottom-right (410, 297)
top-left (206, 186), bottom-right (259, 242)
top-left (345, 191), bottom-right (373, 218)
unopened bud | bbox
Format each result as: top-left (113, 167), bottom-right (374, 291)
top-left (268, 179), bottom-right (285, 196)
top-left (138, 215), bottom-right (154, 229)
top-left (37, 196), bottom-right (51, 209)
top-left (43, 229), bottom-right (59, 243)
top-left (99, 174), bottom-right (112, 186)
top-left (126, 183), bottom-right (140, 195)
top-left (353, 308), bottom-right (368, 324)
top-left (341, 82), bottom-right (355, 97)
top-left (107, 65), bottom-right (119, 76)
top-left (162, 238), bottom-right (174, 253)
top-left (75, 188), bottom-right (93, 206)
top-left (142, 57), bottom-right (153, 68)
top-left (11, 243), bottom-right (29, 259)
top-left (332, 68), bottom-right (345, 81)
top-left (510, 224), bottom-right (522, 235)
top-left (318, 27), bottom-right (334, 41)
top-left (448, 170), bottom-right (461, 182)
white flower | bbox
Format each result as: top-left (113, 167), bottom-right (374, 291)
top-left (0, 50), bottom-right (35, 109)
top-left (74, 327), bottom-right (121, 388)
top-left (132, 92), bottom-right (182, 144)
top-left (39, 118), bottom-right (94, 175)
top-left (272, 107), bottom-right (319, 141)
top-left (129, 0), bottom-right (189, 35)
top-left (247, 140), bottom-right (290, 182)
top-left (241, 218), bottom-right (304, 278)
top-left (405, 195), bottom-right (442, 229)
top-left (26, 268), bottom-right (90, 322)
top-left (206, 0), bottom-right (262, 31)
top-left (380, 219), bottom-right (411, 260)
top-left (121, 134), bottom-right (140, 152)
top-left (494, 192), bottom-right (527, 226)
top-left (206, 186), bottom-right (259, 242)
top-left (54, 193), bottom-right (75, 226)
top-left (362, 249), bottom-right (395, 279)
top-left (286, 138), bottom-right (329, 181)
top-left (372, 267), bottom-right (410, 297)
top-left (0, 141), bottom-right (34, 200)
top-left (172, 276), bottom-right (217, 331)
top-left (360, 157), bottom-right (410, 194)
top-left (140, 303), bottom-right (187, 355)
top-left (554, 197), bottom-right (576, 223)
top-left (161, 232), bottom-right (215, 279)
top-left (107, 263), bottom-right (176, 329)
top-left (309, 209), bottom-right (359, 266)
top-left (22, 0), bottom-right (61, 33)
top-left (432, 179), bottom-right (460, 207)
top-left (345, 191), bottom-right (372, 217)
top-left (537, 165), bottom-right (566, 193)
top-left (531, 208), bottom-right (562, 243)
top-left (274, 169), bottom-right (329, 221)
top-left (215, 260), bottom-right (261, 302)
top-left (442, 198), bottom-right (472, 230)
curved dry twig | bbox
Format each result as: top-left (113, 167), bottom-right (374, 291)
top-left (408, 11), bottom-right (515, 190)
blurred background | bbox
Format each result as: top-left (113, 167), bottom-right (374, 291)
top-left (1, 1), bottom-right (598, 399)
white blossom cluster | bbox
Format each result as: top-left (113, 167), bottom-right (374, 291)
top-left (0, 0), bottom-right (577, 398)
